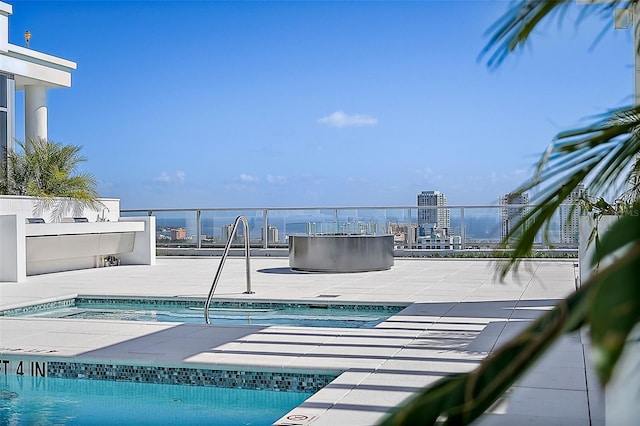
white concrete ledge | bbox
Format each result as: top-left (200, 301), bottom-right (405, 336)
top-left (25, 221), bottom-right (144, 237)
top-left (24, 219), bottom-right (153, 276)
top-left (8, 44), bottom-right (77, 71)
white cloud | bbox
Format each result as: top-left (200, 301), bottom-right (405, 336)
top-left (415, 167), bottom-right (433, 179)
top-left (239, 174), bottom-right (260, 183)
top-left (317, 111), bottom-right (378, 128)
top-left (266, 174), bottom-right (287, 184)
top-left (347, 176), bottom-right (368, 183)
top-left (490, 168), bottom-right (528, 184)
top-left (154, 170), bottom-right (186, 184)
top-left (97, 179), bottom-right (114, 189)
top-left (155, 172), bottom-right (171, 183)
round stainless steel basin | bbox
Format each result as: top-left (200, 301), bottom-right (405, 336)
top-left (289, 234), bottom-right (394, 272)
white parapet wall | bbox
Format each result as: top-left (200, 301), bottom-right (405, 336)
top-left (0, 195), bottom-right (120, 223)
top-left (0, 196), bottom-right (155, 282)
top-left (579, 214), bottom-right (639, 425)
top-left (118, 216), bottom-right (156, 267)
top-left (0, 213), bottom-right (26, 282)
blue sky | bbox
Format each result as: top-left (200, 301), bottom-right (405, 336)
top-left (7, 0), bottom-right (633, 208)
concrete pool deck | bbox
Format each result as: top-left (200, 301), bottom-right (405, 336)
top-left (0, 257), bottom-right (601, 425)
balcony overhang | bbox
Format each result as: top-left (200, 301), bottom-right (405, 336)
top-left (1, 43), bottom-right (76, 89)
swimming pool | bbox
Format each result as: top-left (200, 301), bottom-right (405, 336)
top-left (0, 374), bottom-right (312, 425)
top-left (2, 297), bottom-right (405, 328)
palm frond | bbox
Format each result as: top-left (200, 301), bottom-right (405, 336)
top-left (380, 267), bottom-right (590, 425)
top-left (379, 233), bottom-right (640, 425)
top-left (379, 2), bottom-right (640, 426)
top-left (498, 105), bottom-right (640, 279)
top-left (588, 209), bottom-right (640, 382)
top-left (480, 0), bottom-right (632, 69)
top-left (2, 138), bottom-right (102, 220)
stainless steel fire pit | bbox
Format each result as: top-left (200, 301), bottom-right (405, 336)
top-left (289, 234), bottom-right (393, 272)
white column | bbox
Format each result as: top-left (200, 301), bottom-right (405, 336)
top-left (25, 85), bottom-right (47, 143)
top-left (0, 2), bottom-right (12, 53)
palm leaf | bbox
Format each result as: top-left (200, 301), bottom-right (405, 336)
top-left (480, 0), bottom-right (630, 69)
top-left (1, 138), bottom-right (102, 220)
top-left (380, 278), bottom-right (589, 425)
top-left (380, 239), bottom-right (640, 425)
top-left (381, 2), bottom-right (640, 425)
top-left (588, 210), bottom-right (640, 382)
top-left (498, 106), bottom-right (640, 279)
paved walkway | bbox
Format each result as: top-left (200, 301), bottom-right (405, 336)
top-left (0, 258), bottom-right (601, 425)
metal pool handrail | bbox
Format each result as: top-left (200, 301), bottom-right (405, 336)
top-left (204, 215), bottom-right (254, 324)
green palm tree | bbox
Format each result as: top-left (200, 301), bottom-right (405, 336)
top-left (1, 138), bottom-right (102, 221)
top-left (380, 1), bottom-right (640, 424)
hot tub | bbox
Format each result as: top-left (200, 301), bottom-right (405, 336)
top-left (289, 234), bottom-right (394, 272)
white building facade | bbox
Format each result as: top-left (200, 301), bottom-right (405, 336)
top-left (417, 190), bottom-right (450, 229)
top-left (500, 192), bottom-right (530, 242)
top-left (559, 184), bottom-right (587, 245)
top-left (0, 1), bottom-right (76, 166)
top-left (262, 225), bottom-right (279, 243)
top-left (416, 225), bottom-right (461, 250)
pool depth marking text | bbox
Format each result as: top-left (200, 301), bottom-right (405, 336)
top-left (0, 359), bottom-right (46, 377)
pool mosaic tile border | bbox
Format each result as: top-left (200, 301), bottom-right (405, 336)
top-left (47, 361), bottom-right (337, 393)
top-left (76, 296), bottom-right (406, 312)
top-left (0, 296), bottom-right (407, 317)
top-left (0, 298), bottom-right (75, 316)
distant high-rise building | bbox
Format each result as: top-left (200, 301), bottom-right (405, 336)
top-left (262, 225), bottom-right (279, 244)
top-left (416, 225), bottom-right (462, 250)
top-left (222, 224), bottom-right (241, 243)
top-left (170, 228), bottom-right (187, 240)
top-left (417, 190), bottom-right (450, 229)
top-left (500, 192), bottom-right (530, 242)
top-left (387, 222), bottom-right (420, 248)
top-left (559, 184), bottom-right (587, 245)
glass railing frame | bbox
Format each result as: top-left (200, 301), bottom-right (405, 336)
top-left (121, 204), bottom-right (577, 252)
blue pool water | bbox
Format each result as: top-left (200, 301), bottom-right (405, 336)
top-left (9, 299), bottom-right (403, 328)
top-left (0, 375), bottom-right (311, 425)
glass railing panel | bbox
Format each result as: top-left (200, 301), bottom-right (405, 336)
top-left (119, 205), bottom-right (579, 253)
top-left (532, 206), bottom-right (579, 249)
top-left (335, 209), bottom-right (359, 235)
top-left (385, 207), bottom-right (415, 249)
top-left (199, 209), bottom-right (264, 248)
top-left (448, 207), bottom-right (463, 243)
top-left (154, 210), bottom-right (199, 249)
top-left (334, 208), bottom-right (390, 235)
top-left (119, 209), bottom-right (149, 218)
top-left (264, 209), bottom-right (299, 248)
top-left (266, 209), bottom-right (338, 242)
top-left (460, 207), bottom-right (502, 249)
top-left (551, 205), bottom-right (581, 248)
top-left (338, 208), bottom-right (396, 235)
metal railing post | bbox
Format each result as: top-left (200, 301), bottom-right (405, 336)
top-left (408, 208), bottom-right (413, 250)
top-left (196, 210), bottom-right (202, 249)
top-left (204, 215), bottom-right (254, 324)
top-left (460, 207), bottom-right (466, 250)
top-left (263, 209), bottom-right (268, 249)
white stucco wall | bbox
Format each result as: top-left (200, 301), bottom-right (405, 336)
top-left (0, 195), bottom-right (120, 223)
top-left (579, 215), bottom-right (639, 425)
top-left (0, 213), bottom-right (25, 281)
top-left (0, 196), bottom-right (155, 282)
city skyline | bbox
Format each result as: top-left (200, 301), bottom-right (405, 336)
top-left (5, 1), bottom-right (632, 208)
